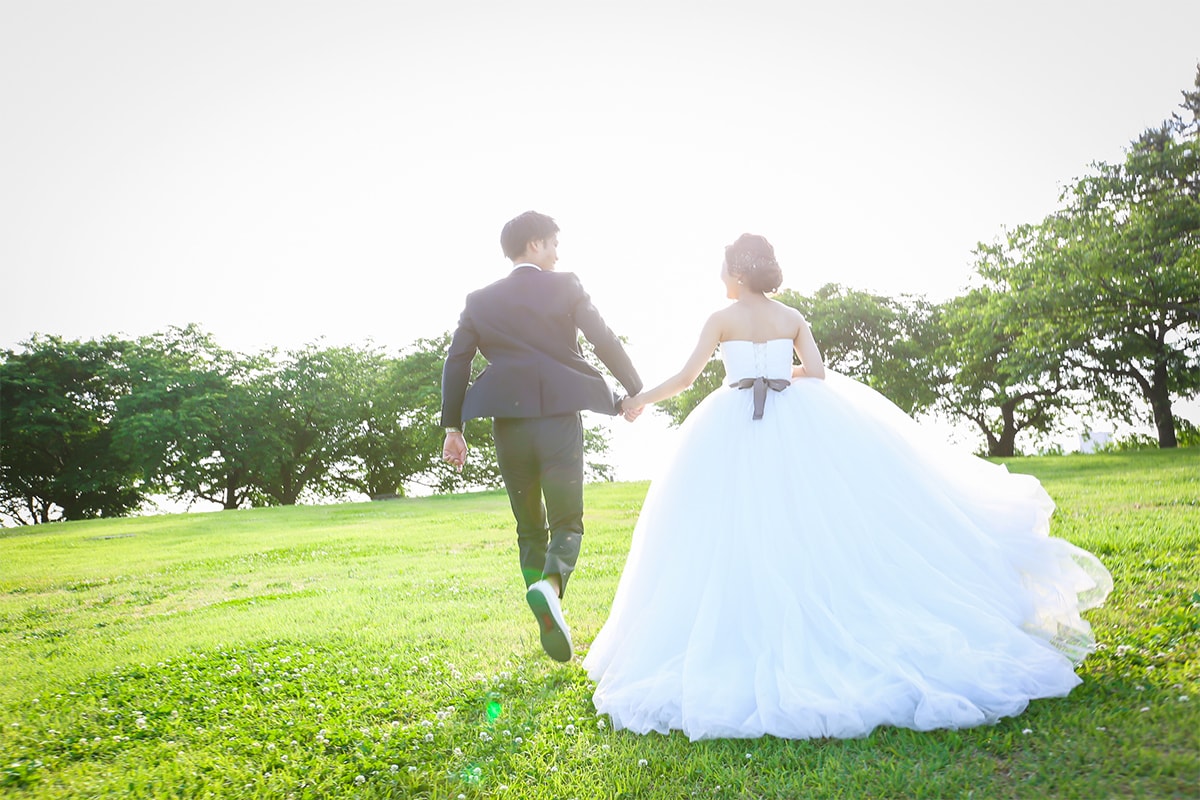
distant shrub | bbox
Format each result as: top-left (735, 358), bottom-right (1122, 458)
top-left (1101, 417), bottom-right (1199, 452)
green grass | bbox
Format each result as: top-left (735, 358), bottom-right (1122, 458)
top-left (1, 449), bottom-right (1197, 799)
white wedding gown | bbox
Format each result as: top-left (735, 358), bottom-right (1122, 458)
top-left (584, 339), bottom-right (1112, 741)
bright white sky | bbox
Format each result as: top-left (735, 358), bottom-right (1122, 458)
top-left (4, 0), bottom-right (1199, 479)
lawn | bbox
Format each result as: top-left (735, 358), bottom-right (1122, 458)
top-left (1, 449), bottom-right (1197, 798)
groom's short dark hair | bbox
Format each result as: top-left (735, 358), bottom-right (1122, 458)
top-left (501, 211), bottom-right (559, 260)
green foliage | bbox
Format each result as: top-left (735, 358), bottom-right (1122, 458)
top-left (778, 284), bottom-right (942, 415)
top-left (1101, 416), bottom-right (1200, 452)
top-left (115, 325), bottom-right (275, 510)
top-left (0, 335), bottom-right (145, 523)
top-left (344, 335), bottom-right (503, 497)
top-left (248, 341), bottom-right (387, 505)
top-left (2, 327), bottom-right (617, 523)
top-left (1055, 132), bottom-right (1200, 446)
top-left (938, 260), bottom-right (1077, 457)
top-left (1, 450), bottom-right (1197, 798)
top-left (971, 108), bottom-right (1199, 450)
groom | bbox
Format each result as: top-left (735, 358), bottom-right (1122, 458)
top-left (440, 211), bottom-right (643, 662)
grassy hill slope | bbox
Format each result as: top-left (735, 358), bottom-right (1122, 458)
top-left (1, 449), bottom-right (1197, 798)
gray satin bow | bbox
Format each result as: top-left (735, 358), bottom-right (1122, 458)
top-left (729, 377), bottom-right (790, 420)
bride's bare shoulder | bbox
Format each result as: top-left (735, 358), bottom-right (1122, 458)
top-left (767, 299), bottom-right (807, 328)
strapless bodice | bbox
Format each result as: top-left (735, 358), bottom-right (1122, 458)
top-left (720, 339), bottom-right (794, 383)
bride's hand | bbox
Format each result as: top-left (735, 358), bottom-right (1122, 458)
top-left (621, 395), bottom-right (645, 422)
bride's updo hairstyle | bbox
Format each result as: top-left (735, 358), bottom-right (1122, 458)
top-left (725, 234), bottom-right (783, 294)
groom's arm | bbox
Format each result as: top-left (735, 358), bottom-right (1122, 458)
top-left (569, 275), bottom-right (643, 398)
top-left (440, 306), bottom-right (479, 429)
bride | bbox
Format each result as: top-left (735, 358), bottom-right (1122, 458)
top-left (583, 234), bottom-right (1112, 741)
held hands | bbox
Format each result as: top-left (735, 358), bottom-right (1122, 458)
top-left (620, 395), bottom-right (645, 422)
top-left (442, 431), bottom-right (467, 471)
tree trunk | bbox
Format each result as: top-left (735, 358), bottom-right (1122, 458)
top-left (222, 468), bottom-right (240, 509)
top-left (986, 401), bottom-right (1019, 458)
top-left (1147, 362), bottom-right (1178, 448)
top-left (973, 417), bottom-right (1000, 457)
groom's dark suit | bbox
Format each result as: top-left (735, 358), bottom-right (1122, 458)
top-left (441, 265), bottom-right (643, 595)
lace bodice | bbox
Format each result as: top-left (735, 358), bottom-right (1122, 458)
top-left (720, 339), bottom-right (794, 383)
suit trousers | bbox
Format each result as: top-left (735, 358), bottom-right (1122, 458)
top-left (492, 413), bottom-right (585, 597)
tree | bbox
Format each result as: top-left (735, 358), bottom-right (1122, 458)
top-left (114, 326), bottom-right (273, 510)
top-left (778, 285), bottom-right (942, 415)
top-left (932, 276), bottom-right (1076, 457)
top-left (991, 136), bottom-right (1200, 448)
top-left (0, 335), bottom-right (144, 523)
top-left (337, 335), bottom-right (503, 498)
top-left (245, 342), bottom-right (385, 506)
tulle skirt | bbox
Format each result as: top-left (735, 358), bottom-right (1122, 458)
top-left (583, 372), bottom-right (1112, 741)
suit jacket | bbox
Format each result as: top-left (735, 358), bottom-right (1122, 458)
top-left (441, 266), bottom-right (643, 427)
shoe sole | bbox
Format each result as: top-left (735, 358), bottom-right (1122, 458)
top-left (526, 588), bottom-right (573, 662)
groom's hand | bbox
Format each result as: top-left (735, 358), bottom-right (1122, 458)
top-left (620, 396), bottom-right (644, 422)
top-left (442, 431), bottom-right (468, 470)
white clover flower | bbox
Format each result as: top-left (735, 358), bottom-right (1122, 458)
top-left (638, 759), bottom-right (648, 767)
top-left (1140, 706), bottom-right (1150, 712)
top-left (514, 737), bottom-right (523, 744)
top-left (453, 748), bottom-right (463, 757)
top-left (745, 753), bottom-right (752, 760)
top-left (1180, 695), bottom-right (1189, 702)
top-left (597, 720), bottom-right (606, 729)
top-left (1021, 729), bottom-right (1032, 735)
top-left (408, 766), bottom-right (418, 773)
top-left (564, 725), bottom-right (575, 735)
top-left (354, 775), bottom-right (366, 785)
top-left (424, 733), bottom-right (434, 743)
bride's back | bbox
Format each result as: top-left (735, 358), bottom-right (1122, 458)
top-left (716, 297), bottom-right (805, 343)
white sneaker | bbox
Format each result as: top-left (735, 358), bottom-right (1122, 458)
top-left (525, 580), bottom-right (573, 662)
